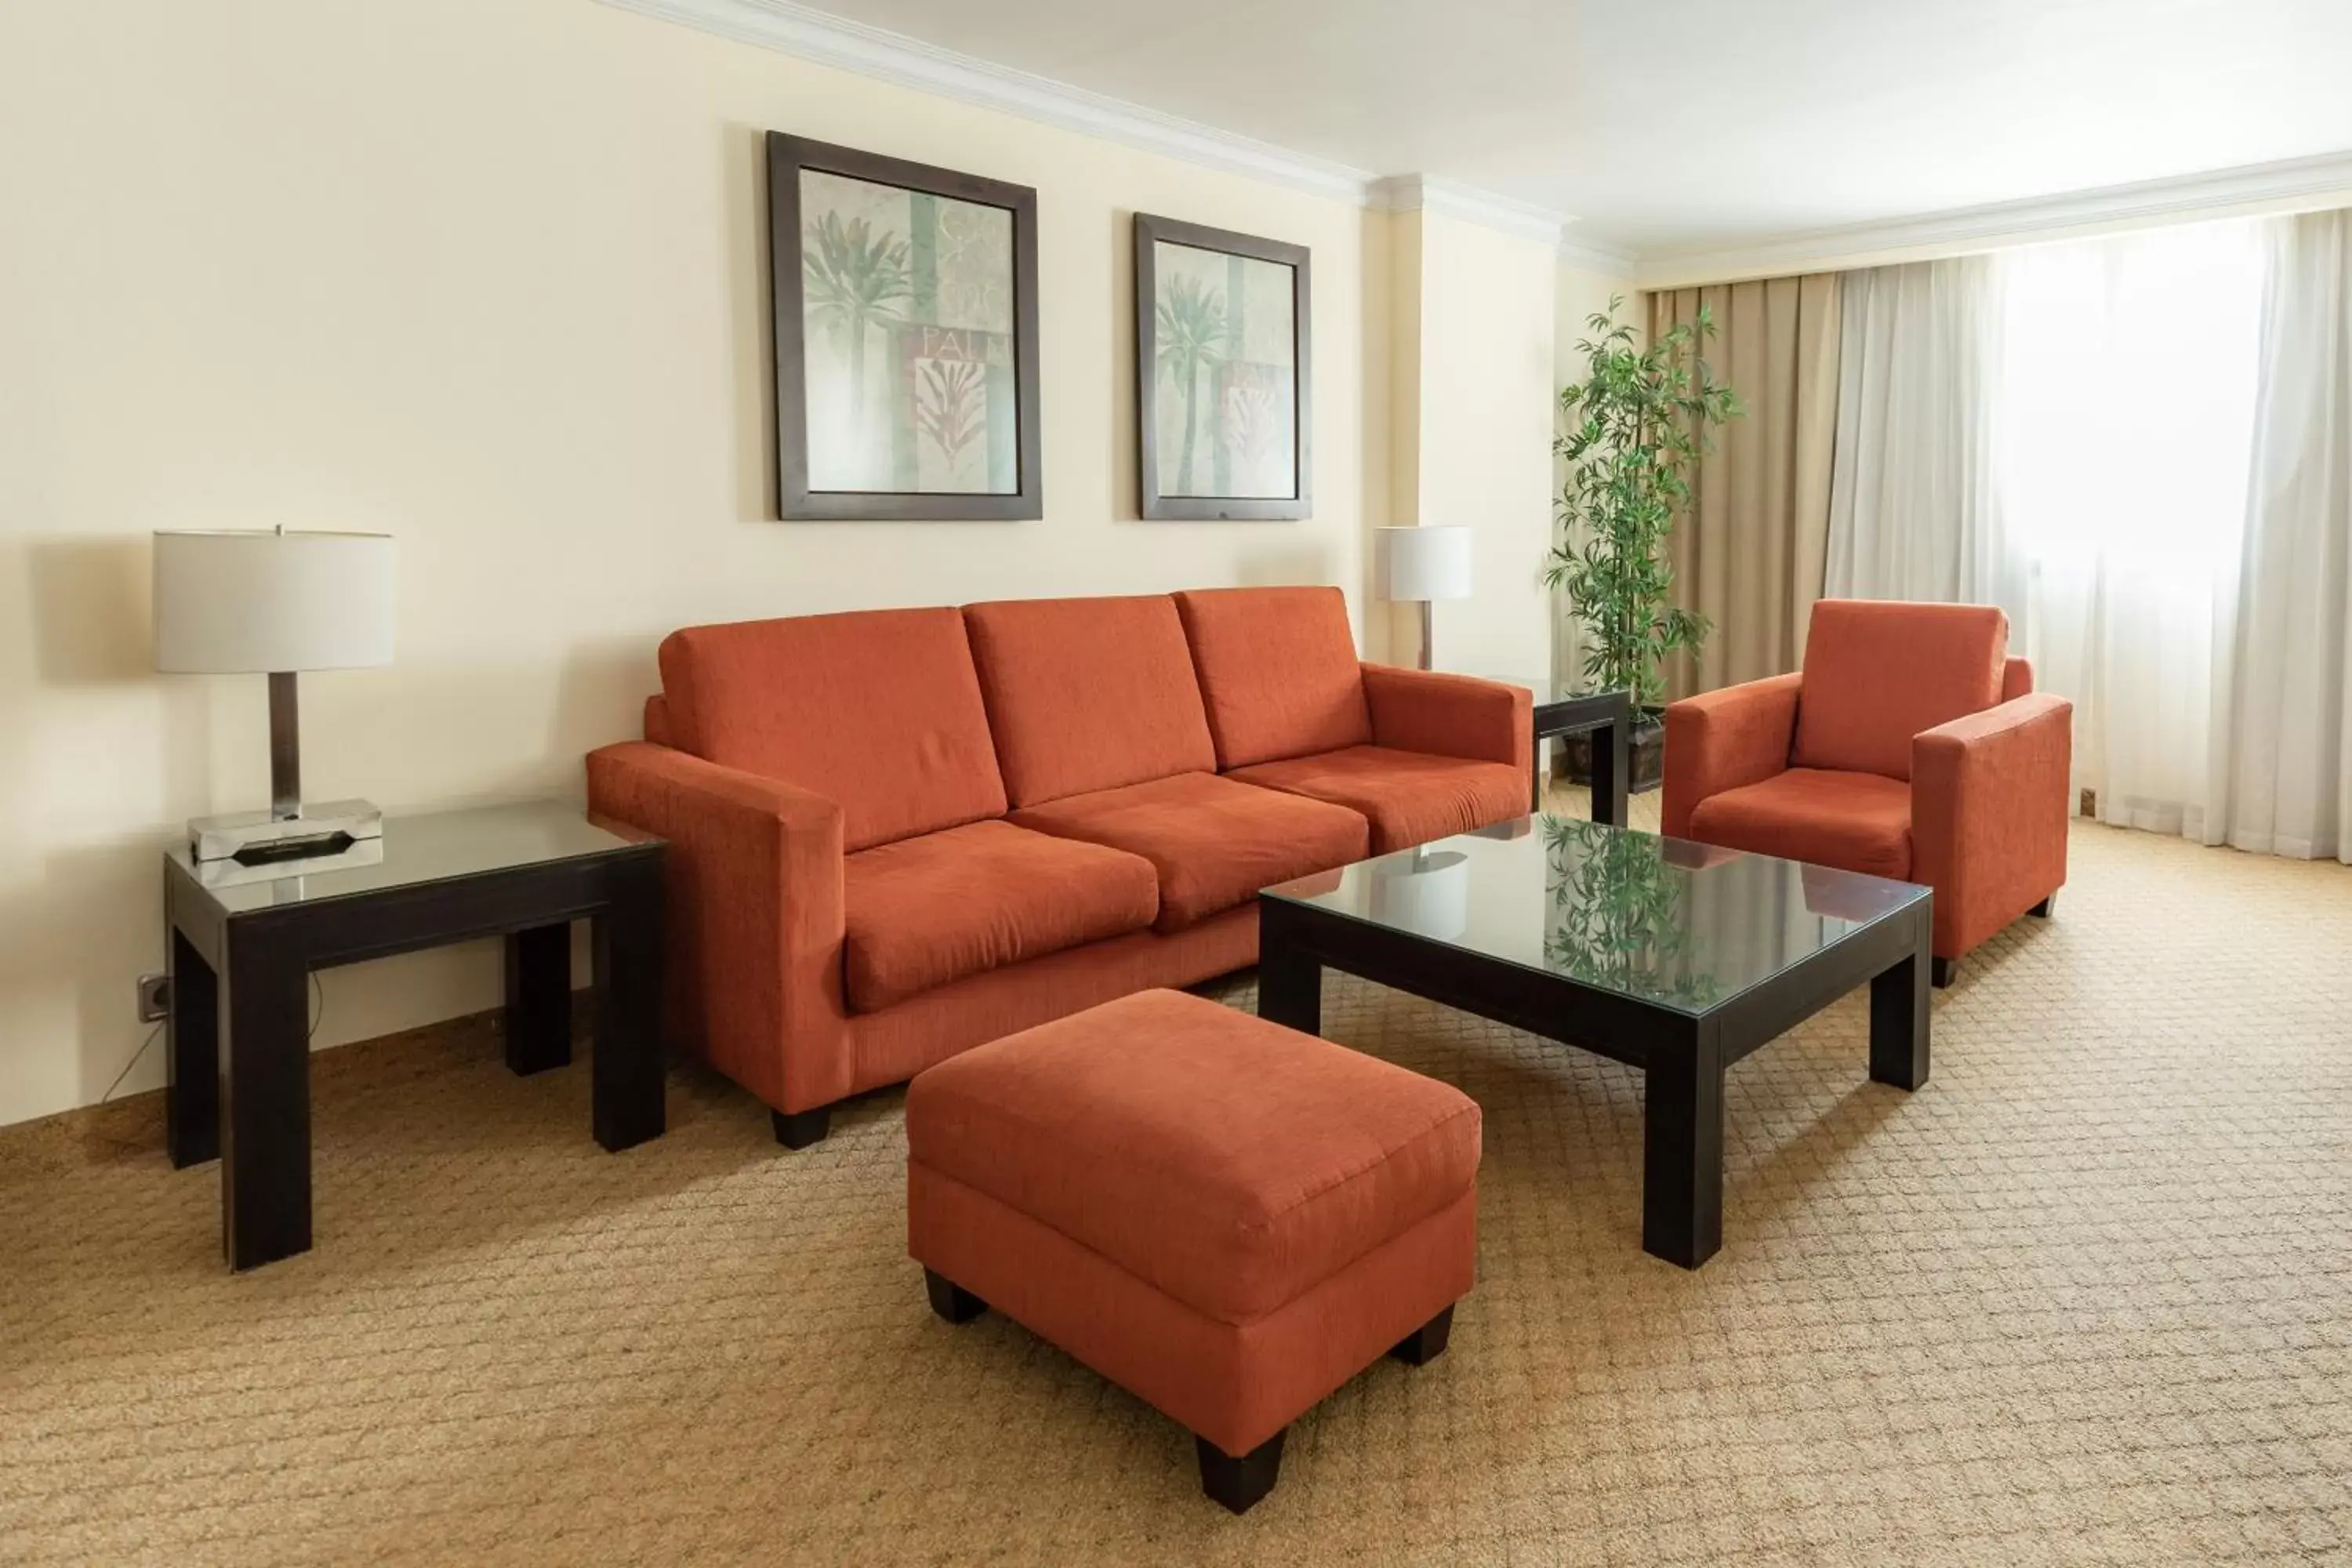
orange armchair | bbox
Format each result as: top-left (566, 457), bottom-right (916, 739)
top-left (1662, 600), bottom-right (2071, 985)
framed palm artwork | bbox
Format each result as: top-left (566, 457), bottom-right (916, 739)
top-left (1134, 214), bottom-right (1312, 521)
top-left (767, 133), bottom-right (1042, 521)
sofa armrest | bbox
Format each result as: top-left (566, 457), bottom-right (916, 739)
top-left (1661, 673), bottom-right (1802, 838)
top-left (1359, 664), bottom-right (1532, 771)
top-left (1911, 694), bottom-right (2073, 960)
top-left (586, 741), bottom-right (852, 1114)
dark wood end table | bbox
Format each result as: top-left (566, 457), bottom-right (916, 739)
top-left (1531, 685), bottom-right (1634, 822)
top-left (1468, 678), bottom-right (1633, 822)
top-left (164, 800), bottom-right (666, 1271)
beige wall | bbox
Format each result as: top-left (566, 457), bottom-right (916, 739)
top-left (0, 0), bottom-right (1568, 1128)
top-left (0, 0), bottom-right (1399, 1127)
top-left (1403, 213), bottom-right (1559, 680)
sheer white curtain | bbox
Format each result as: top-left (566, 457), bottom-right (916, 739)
top-left (2204, 212), bottom-right (2352, 862)
top-left (1824, 256), bottom-right (2020, 617)
top-left (1997, 222), bottom-right (2265, 837)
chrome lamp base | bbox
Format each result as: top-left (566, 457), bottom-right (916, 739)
top-left (187, 670), bottom-right (383, 866)
top-left (190, 800), bottom-right (383, 864)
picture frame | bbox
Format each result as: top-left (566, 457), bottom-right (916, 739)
top-left (768, 132), bottom-right (1043, 521)
top-left (1134, 213), bottom-right (1312, 521)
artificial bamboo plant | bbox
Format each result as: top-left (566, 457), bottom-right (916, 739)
top-left (1545, 298), bottom-right (1741, 710)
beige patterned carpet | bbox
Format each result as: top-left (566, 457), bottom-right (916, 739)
top-left (5, 797), bottom-right (2352, 1566)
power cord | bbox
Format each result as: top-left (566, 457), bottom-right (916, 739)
top-left (94, 971), bottom-right (326, 1151)
top-left (99, 1022), bottom-right (164, 1107)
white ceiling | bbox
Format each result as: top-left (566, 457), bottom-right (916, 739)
top-left (790, 0), bottom-right (2352, 257)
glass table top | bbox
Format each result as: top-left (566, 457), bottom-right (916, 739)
top-left (170, 800), bottom-right (656, 916)
top-left (1262, 815), bottom-right (1929, 1016)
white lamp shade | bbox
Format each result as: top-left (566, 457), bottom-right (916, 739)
top-left (153, 529), bottom-right (396, 673)
top-left (1375, 525), bottom-right (1473, 602)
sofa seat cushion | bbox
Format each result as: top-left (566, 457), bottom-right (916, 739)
top-left (964, 595), bottom-right (1218, 808)
top-left (1174, 586), bottom-right (1374, 768)
top-left (844, 821), bottom-right (1161, 1013)
top-left (1011, 772), bottom-right (1370, 932)
top-left (906, 989), bottom-right (1482, 1324)
top-left (1686, 768), bottom-right (1915, 881)
top-left (1232, 744), bottom-right (1526, 855)
top-left (1791, 600), bottom-right (2009, 782)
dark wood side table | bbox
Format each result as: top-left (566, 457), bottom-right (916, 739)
top-left (164, 801), bottom-right (666, 1271)
top-left (1516, 682), bottom-right (1633, 823)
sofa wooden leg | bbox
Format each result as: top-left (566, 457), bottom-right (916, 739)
top-left (2028, 894), bottom-right (2056, 918)
top-left (1196, 1428), bottom-right (1284, 1515)
top-left (924, 1269), bottom-right (987, 1324)
top-left (1930, 956), bottom-right (1956, 989)
top-left (771, 1105), bottom-right (832, 1149)
top-left (1388, 1305), bottom-right (1454, 1367)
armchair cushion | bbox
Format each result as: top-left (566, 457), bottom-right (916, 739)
top-left (1791, 601), bottom-right (2009, 782)
top-left (1661, 673), bottom-right (1802, 839)
top-left (1232, 745), bottom-right (1525, 855)
top-left (843, 821), bottom-right (1161, 1013)
top-left (656, 607), bottom-right (1006, 852)
top-left (964, 595), bottom-right (1217, 808)
top-left (1011, 771), bottom-right (1369, 932)
top-left (1359, 666), bottom-right (1532, 771)
top-left (1685, 768), bottom-right (1914, 881)
top-left (1173, 586), bottom-right (1374, 768)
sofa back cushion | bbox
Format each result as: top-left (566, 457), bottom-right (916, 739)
top-left (963, 595), bottom-right (1217, 808)
top-left (1173, 586), bottom-right (1373, 768)
top-left (657, 607), bottom-right (1007, 851)
top-left (1791, 599), bottom-right (2009, 781)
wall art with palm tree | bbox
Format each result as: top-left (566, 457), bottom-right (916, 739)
top-left (1134, 214), bottom-right (1311, 521)
top-left (768, 134), bottom-right (1041, 521)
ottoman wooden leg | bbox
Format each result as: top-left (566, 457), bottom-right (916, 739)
top-left (1196, 1428), bottom-right (1284, 1515)
top-left (1388, 1304), bottom-right (1454, 1367)
top-left (924, 1269), bottom-right (988, 1324)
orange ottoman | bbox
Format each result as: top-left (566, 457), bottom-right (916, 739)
top-left (905, 988), bottom-right (1481, 1514)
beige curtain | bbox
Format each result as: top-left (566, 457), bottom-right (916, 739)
top-left (1648, 275), bottom-right (1842, 696)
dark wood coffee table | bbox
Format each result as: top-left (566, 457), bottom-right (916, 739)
top-left (1258, 815), bottom-right (1932, 1269)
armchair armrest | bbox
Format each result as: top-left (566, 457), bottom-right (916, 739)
top-left (1911, 694), bottom-right (2073, 960)
top-left (1661, 673), bottom-right (1802, 837)
top-left (1359, 664), bottom-right (1532, 770)
top-left (585, 742), bottom-right (852, 1114)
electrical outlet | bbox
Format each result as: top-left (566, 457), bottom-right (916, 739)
top-left (136, 973), bottom-right (170, 1023)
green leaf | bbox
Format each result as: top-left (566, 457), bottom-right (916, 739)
top-left (1552, 297), bottom-right (1743, 699)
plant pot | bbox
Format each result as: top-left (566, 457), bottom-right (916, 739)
top-left (1552, 709), bottom-right (1666, 795)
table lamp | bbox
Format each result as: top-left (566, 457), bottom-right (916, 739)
top-left (1374, 524), bottom-right (1472, 670)
top-left (154, 528), bottom-right (396, 864)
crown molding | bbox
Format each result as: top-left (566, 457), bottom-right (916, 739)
top-left (593, 0), bottom-right (1378, 203)
top-left (1554, 230), bottom-right (1637, 277)
top-left (597, 0), bottom-right (2352, 279)
top-left (597, 0), bottom-right (1578, 241)
top-left (1370, 175), bottom-right (1568, 245)
top-left (1635, 149), bottom-right (2352, 289)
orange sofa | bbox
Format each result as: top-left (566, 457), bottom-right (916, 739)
top-left (1661, 599), bottom-right (2072, 986)
top-left (585, 586), bottom-right (1530, 1146)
